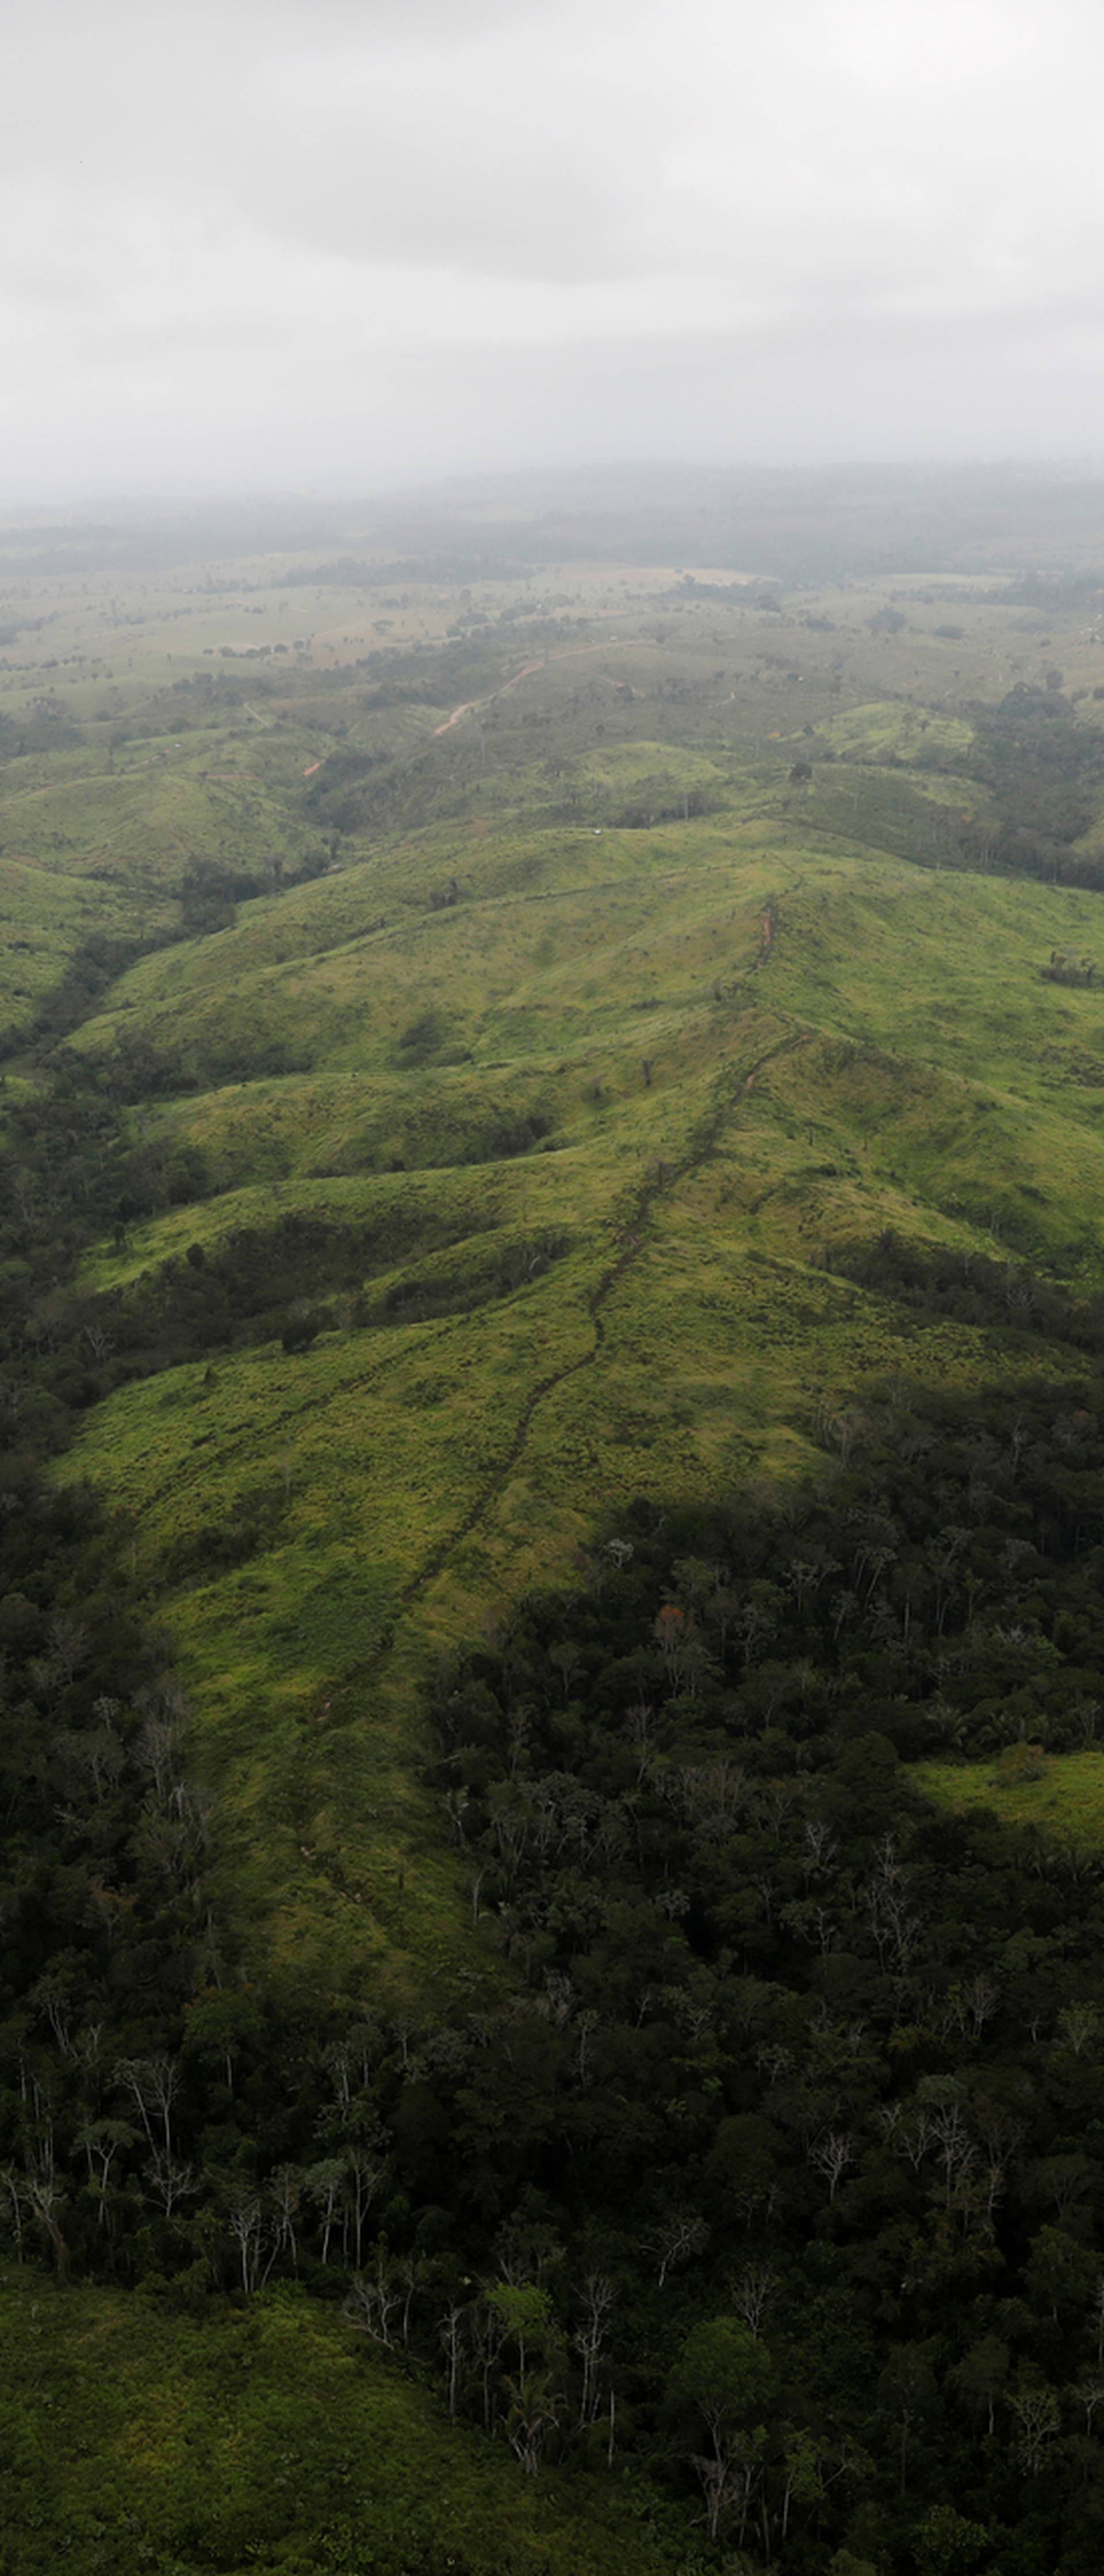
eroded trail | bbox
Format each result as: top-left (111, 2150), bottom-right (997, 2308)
top-left (292, 903), bottom-right (795, 1907)
top-left (432, 638), bottom-right (627, 738)
top-left (392, 1016), bottom-right (808, 1635)
top-left (346, 900), bottom-right (789, 1696)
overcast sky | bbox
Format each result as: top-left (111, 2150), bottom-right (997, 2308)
top-left (3, 0), bottom-right (1103, 501)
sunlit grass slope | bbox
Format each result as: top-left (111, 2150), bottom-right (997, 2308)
top-left (816, 697), bottom-right (974, 764)
top-left (0, 2270), bottom-right (681, 2576)
top-left (0, 854), bottom-right (175, 1043)
top-left (55, 799), bottom-right (1104, 1985)
top-left (0, 730), bottom-right (346, 888)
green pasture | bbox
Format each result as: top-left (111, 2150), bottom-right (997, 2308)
top-left (816, 696), bottom-right (975, 764)
top-left (67, 825), bottom-right (778, 1095)
top-left (12, 546), bottom-right (1104, 1976)
top-left (0, 2270), bottom-right (682, 2576)
top-left (918, 1750), bottom-right (1104, 1850)
top-left (0, 854), bottom-right (174, 1042)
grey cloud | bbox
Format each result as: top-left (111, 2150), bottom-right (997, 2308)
top-left (2, 0), bottom-right (1102, 496)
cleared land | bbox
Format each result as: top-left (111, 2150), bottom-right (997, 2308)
top-left (0, 2270), bottom-right (678, 2576)
top-left (56, 828), bottom-right (1104, 1980)
top-left (6, 500), bottom-right (1104, 1982)
top-left (919, 1749), bottom-right (1104, 1847)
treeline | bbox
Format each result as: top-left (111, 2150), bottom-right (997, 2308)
top-left (175, 850), bottom-right (332, 936)
top-left (807, 680), bottom-right (1104, 897)
top-left (8, 1189), bottom-right (568, 1425)
top-left (0, 1040), bottom-right (570, 1444)
top-left (550, 779), bottom-right (722, 831)
top-left (957, 684), bottom-right (1104, 886)
top-left (2, 931), bottom-right (154, 1057)
top-left (822, 1227), bottom-right (1104, 1358)
top-left (278, 551), bottom-right (535, 589)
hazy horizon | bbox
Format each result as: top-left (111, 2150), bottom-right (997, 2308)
top-left (8, 454), bottom-right (1104, 525)
top-left (5, 0), bottom-right (1103, 502)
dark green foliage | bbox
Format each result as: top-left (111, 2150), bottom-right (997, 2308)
top-left (407, 1382), bottom-right (1104, 2563)
top-left (822, 1227), bottom-right (1104, 1355)
top-left (2, 931), bottom-right (154, 1056)
top-left (397, 1008), bottom-right (453, 1064)
top-left (959, 684), bottom-right (1104, 882)
top-left (175, 852), bottom-right (329, 928)
top-left (3, 1178), bottom-right (494, 1400)
top-left (361, 1230), bottom-right (568, 1328)
top-left (1041, 950), bottom-right (1099, 987)
top-left (281, 1308), bottom-right (332, 1354)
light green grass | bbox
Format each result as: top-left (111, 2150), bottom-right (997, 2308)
top-left (0, 854), bottom-right (173, 1041)
top-left (0, 754), bottom-right (319, 887)
top-left (0, 2269), bottom-right (684, 2576)
top-left (59, 831), bottom-right (1104, 1981)
top-left (918, 1750), bottom-right (1104, 1848)
top-left (818, 697), bottom-right (975, 764)
top-left (13, 548), bottom-right (1104, 1983)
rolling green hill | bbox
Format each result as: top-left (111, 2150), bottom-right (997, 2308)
top-left (10, 518), bottom-right (1104, 1974)
top-left (48, 819), bottom-right (1104, 1981)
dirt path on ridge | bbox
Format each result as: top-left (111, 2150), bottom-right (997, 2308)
top-left (432, 637), bottom-right (627, 739)
top-left (432, 701), bottom-right (477, 736)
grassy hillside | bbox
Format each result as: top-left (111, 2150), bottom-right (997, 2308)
top-left (51, 823), bottom-right (1104, 1981)
top-left (4, 509), bottom-right (1104, 1988)
top-left (0, 2270), bottom-right (685, 2576)
top-left (0, 853), bottom-right (175, 1044)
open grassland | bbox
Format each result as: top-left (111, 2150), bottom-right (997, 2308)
top-left (0, 2269), bottom-right (682, 2576)
top-left (0, 739), bottom-right (339, 888)
top-left (56, 800), bottom-right (1104, 1981)
top-left (7, 508), bottom-right (1104, 1974)
top-left (0, 854), bottom-right (176, 1042)
top-left (918, 1750), bottom-right (1104, 1850)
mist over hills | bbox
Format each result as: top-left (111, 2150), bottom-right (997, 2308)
top-left (10, 459), bottom-right (1104, 585)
